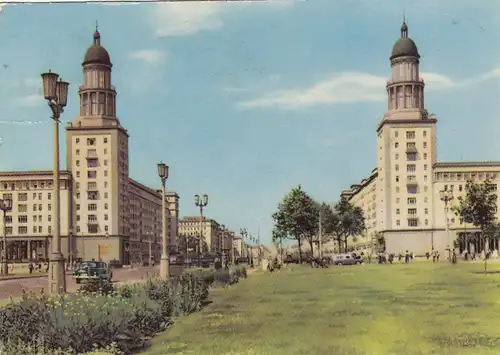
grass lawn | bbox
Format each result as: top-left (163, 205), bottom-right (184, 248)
top-left (143, 262), bottom-right (500, 355)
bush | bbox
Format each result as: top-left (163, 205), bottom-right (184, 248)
top-left (0, 266), bottom-right (247, 354)
top-left (78, 279), bottom-right (115, 295)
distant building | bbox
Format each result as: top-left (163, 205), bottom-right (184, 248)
top-left (178, 217), bottom-right (221, 254)
top-left (0, 29), bottom-right (180, 264)
top-left (340, 21), bottom-right (500, 256)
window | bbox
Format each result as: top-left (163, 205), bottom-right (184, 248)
top-left (459, 185), bottom-right (463, 192)
top-left (88, 160), bottom-right (98, 168)
top-left (424, 164), bottom-right (428, 170)
top-left (88, 225), bottom-right (98, 233)
top-left (39, 226), bottom-right (42, 233)
top-left (407, 164), bottom-right (416, 172)
top-left (48, 226), bottom-right (52, 234)
top-left (18, 193), bottom-right (27, 201)
top-left (396, 220), bottom-right (400, 226)
top-left (33, 192), bottom-right (36, 199)
top-left (87, 138), bottom-right (96, 146)
top-left (76, 138), bottom-right (80, 144)
top-left (395, 142), bottom-right (399, 148)
top-left (407, 153), bottom-right (417, 161)
top-left (396, 197), bottom-right (400, 203)
top-left (104, 192), bottom-right (108, 198)
top-left (423, 153), bottom-right (427, 159)
top-left (423, 142), bottom-right (427, 148)
top-left (396, 187), bottom-right (400, 193)
top-left (423, 130), bottom-right (427, 137)
top-left (18, 215), bottom-right (28, 223)
top-left (424, 185), bottom-right (428, 192)
top-left (18, 204), bottom-right (27, 212)
top-left (424, 208), bottom-right (428, 214)
top-left (395, 131), bottom-right (399, 138)
top-left (76, 149), bottom-right (80, 155)
top-left (425, 219), bottom-right (429, 225)
top-left (88, 171), bottom-right (97, 179)
top-left (33, 226), bottom-right (37, 233)
top-left (408, 208), bottom-right (417, 215)
top-left (32, 204), bottom-right (37, 211)
top-left (396, 209), bottom-right (400, 215)
top-left (88, 215), bottom-right (98, 222)
top-left (76, 171), bottom-right (80, 178)
top-left (76, 193), bottom-right (80, 199)
top-left (77, 215), bottom-right (80, 221)
top-left (408, 198), bottom-right (416, 204)
top-left (408, 219), bottom-right (418, 227)
top-left (395, 164), bottom-right (399, 171)
top-left (48, 204), bottom-right (51, 211)
top-left (18, 226), bottom-right (28, 234)
top-left (104, 203), bottom-right (108, 210)
top-left (104, 170), bottom-right (108, 177)
top-left (104, 148), bottom-right (107, 155)
top-left (88, 204), bottom-right (97, 211)
top-left (104, 160), bottom-right (108, 166)
top-left (38, 193), bottom-right (42, 199)
top-left (406, 131), bottom-right (415, 139)
top-left (48, 215), bottom-right (52, 222)
top-left (76, 204), bottom-right (80, 211)
top-left (105, 225), bottom-right (109, 232)
top-left (104, 182), bottom-right (108, 188)
top-left (407, 186), bottom-right (417, 194)
top-left (407, 142), bottom-right (416, 149)
top-left (424, 175), bottom-right (427, 181)
top-left (104, 214), bottom-right (108, 221)
top-left (424, 197), bottom-right (428, 203)
top-left (88, 182), bottom-right (97, 190)
top-left (76, 160), bottom-right (80, 167)
top-left (396, 176), bottom-right (399, 182)
top-left (5, 227), bottom-right (12, 234)
top-left (32, 216), bottom-right (37, 222)
top-left (48, 193), bottom-right (51, 200)
top-left (104, 137), bottom-right (107, 143)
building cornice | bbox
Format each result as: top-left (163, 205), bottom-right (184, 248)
top-left (340, 168), bottom-right (378, 200)
top-left (434, 161), bottom-right (500, 169)
top-left (376, 118), bottom-right (437, 133)
top-left (0, 170), bottom-right (72, 178)
top-left (129, 178), bottom-right (179, 201)
top-left (66, 124), bottom-right (130, 137)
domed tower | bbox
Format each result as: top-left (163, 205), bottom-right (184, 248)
top-left (376, 20), bottom-right (438, 253)
top-left (66, 27), bottom-right (130, 263)
top-left (78, 28), bottom-right (118, 123)
top-left (386, 20), bottom-right (425, 117)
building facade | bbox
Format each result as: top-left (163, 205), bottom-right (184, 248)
top-left (0, 29), bottom-right (179, 264)
top-left (178, 217), bottom-right (221, 254)
top-left (340, 22), bottom-right (500, 256)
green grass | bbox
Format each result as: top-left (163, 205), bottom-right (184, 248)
top-left (143, 262), bottom-right (500, 355)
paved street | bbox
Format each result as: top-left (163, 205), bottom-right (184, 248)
top-left (0, 266), bottom-right (159, 300)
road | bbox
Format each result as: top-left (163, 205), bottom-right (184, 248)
top-left (0, 266), bottom-right (159, 300)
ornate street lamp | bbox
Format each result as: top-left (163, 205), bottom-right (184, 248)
top-left (41, 70), bottom-right (69, 294)
top-left (0, 198), bottom-right (12, 276)
top-left (157, 161), bottom-right (169, 279)
top-left (194, 193), bottom-right (208, 267)
top-left (439, 188), bottom-right (455, 262)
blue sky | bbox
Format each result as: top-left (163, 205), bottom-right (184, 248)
top-left (0, 0), bottom-right (499, 245)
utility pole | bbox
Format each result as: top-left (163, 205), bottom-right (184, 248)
top-left (319, 210), bottom-right (323, 259)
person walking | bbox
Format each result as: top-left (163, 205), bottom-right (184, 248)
top-left (405, 250), bottom-right (410, 264)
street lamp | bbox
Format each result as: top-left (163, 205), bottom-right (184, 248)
top-left (0, 198), bottom-right (12, 276)
top-left (240, 228), bottom-right (248, 264)
top-left (41, 70), bottom-right (69, 294)
top-left (157, 161), bottom-right (170, 279)
top-left (194, 194), bottom-right (208, 267)
top-left (439, 188), bottom-right (454, 262)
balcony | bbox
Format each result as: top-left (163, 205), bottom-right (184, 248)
top-left (79, 84), bottom-right (116, 92)
top-left (406, 145), bottom-right (418, 153)
top-left (406, 176), bottom-right (418, 186)
top-left (86, 151), bottom-right (98, 160)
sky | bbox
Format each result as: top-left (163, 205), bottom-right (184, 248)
top-left (0, 0), bottom-right (499, 246)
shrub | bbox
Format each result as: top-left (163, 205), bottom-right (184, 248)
top-left (78, 279), bottom-right (115, 295)
top-left (0, 339), bottom-right (123, 354)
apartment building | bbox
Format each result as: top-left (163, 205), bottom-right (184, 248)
top-left (0, 29), bottom-right (179, 264)
top-left (178, 217), bottom-right (221, 254)
top-left (340, 21), bottom-right (500, 256)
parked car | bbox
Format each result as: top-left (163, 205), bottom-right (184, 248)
top-left (74, 261), bottom-right (113, 284)
top-left (332, 253), bottom-right (364, 266)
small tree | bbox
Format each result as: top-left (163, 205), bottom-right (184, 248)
top-left (453, 179), bottom-right (497, 273)
top-left (271, 185), bottom-right (318, 264)
top-left (328, 198), bottom-right (366, 253)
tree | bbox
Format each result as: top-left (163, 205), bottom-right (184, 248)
top-left (453, 179), bottom-right (497, 273)
top-left (328, 198), bottom-right (366, 253)
top-left (271, 185), bottom-right (318, 264)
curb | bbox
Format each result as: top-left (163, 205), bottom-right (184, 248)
top-left (0, 274), bottom-right (48, 282)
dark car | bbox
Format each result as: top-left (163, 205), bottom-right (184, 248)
top-left (74, 261), bottom-right (112, 284)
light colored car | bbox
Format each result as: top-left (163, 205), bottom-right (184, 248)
top-left (74, 261), bottom-right (113, 284)
top-left (332, 253), bottom-right (363, 266)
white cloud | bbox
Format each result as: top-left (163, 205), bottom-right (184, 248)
top-left (16, 94), bottom-right (43, 107)
top-left (152, 0), bottom-right (292, 37)
top-left (129, 50), bottom-right (165, 64)
top-left (153, 2), bottom-right (223, 37)
top-left (237, 68), bottom-right (500, 110)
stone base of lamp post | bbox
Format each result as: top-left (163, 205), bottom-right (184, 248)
top-left (48, 252), bottom-right (66, 294)
top-left (160, 254), bottom-right (170, 279)
top-left (1, 260), bottom-right (8, 276)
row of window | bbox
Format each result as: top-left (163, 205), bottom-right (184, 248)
top-left (395, 219), bottom-right (427, 227)
top-left (394, 141), bottom-right (428, 149)
top-left (395, 164), bottom-right (428, 172)
top-left (2, 192), bottom-right (52, 202)
top-left (75, 203), bottom-right (108, 211)
top-left (5, 215), bottom-right (51, 223)
top-left (394, 130), bottom-right (427, 139)
top-left (436, 172), bottom-right (498, 181)
top-left (74, 170), bottom-right (108, 179)
top-left (75, 159), bottom-right (107, 168)
top-left (1, 181), bottom-right (54, 191)
top-left (75, 137), bottom-right (108, 145)
top-left (16, 204), bottom-right (52, 213)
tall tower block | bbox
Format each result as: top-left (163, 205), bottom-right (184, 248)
top-left (65, 28), bottom-right (130, 262)
top-left (377, 20), bottom-right (438, 253)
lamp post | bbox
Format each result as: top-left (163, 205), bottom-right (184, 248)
top-left (157, 162), bottom-right (170, 279)
top-left (68, 227), bottom-right (73, 270)
top-left (41, 70), bottom-right (69, 294)
top-left (194, 194), bottom-right (208, 267)
top-left (240, 228), bottom-right (248, 264)
top-left (439, 188), bottom-right (454, 262)
top-left (0, 198), bottom-right (12, 276)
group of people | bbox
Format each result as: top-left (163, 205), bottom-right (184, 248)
top-left (28, 260), bottom-right (50, 273)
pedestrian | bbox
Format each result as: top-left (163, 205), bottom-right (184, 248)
top-left (410, 252), bottom-right (414, 261)
top-left (45, 260), bottom-right (49, 273)
top-left (405, 250), bottom-right (410, 264)
top-left (426, 252), bottom-right (430, 260)
top-left (436, 251), bottom-right (440, 261)
top-left (28, 262), bottom-right (34, 274)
